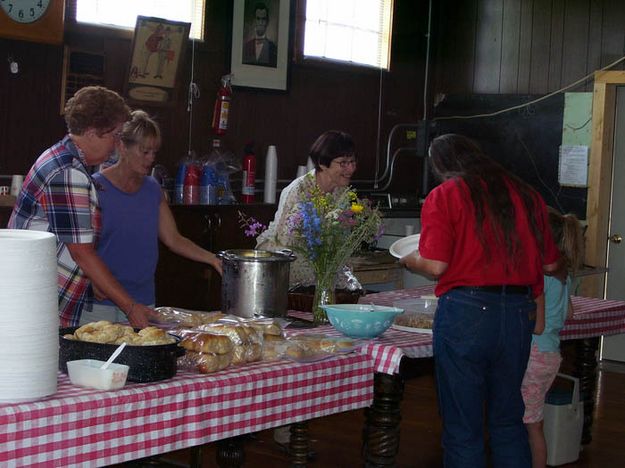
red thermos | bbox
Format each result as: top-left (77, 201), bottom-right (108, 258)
top-left (211, 74), bottom-right (232, 135)
top-left (241, 143), bottom-right (256, 203)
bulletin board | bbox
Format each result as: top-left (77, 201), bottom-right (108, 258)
top-left (431, 94), bottom-right (586, 219)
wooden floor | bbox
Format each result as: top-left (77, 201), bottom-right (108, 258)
top-left (119, 359), bottom-right (625, 467)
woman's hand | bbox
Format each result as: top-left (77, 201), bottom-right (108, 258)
top-left (208, 254), bottom-right (223, 276)
top-left (125, 303), bottom-right (157, 328)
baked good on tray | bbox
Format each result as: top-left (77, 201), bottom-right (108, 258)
top-left (393, 313), bottom-right (434, 329)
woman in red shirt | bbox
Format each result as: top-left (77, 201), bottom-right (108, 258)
top-left (401, 134), bottom-right (561, 467)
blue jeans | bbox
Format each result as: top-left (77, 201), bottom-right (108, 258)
top-left (433, 287), bottom-right (535, 468)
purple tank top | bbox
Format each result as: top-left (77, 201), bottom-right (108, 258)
top-left (93, 173), bottom-right (162, 306)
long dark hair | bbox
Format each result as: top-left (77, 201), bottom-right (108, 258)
top-left (428, 134), bottom-right (545, 266)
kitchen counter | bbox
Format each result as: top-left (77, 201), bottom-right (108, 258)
top-left (351, 251), bottom-right (403, 290)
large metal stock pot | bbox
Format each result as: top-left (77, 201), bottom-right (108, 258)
top-left (218, 249), bottom-right (296, 318)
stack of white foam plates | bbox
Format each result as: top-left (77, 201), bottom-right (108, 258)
top-left (0, 229), bottom-right (59, 403)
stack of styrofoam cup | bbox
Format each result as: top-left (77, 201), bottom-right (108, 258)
top-left (264, 145), bottom-right (278, 203)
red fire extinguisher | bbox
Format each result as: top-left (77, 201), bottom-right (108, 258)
top-left (241, 142), bottom-right (256, 203)
top-left (211, 74), bottom-right (233, 135)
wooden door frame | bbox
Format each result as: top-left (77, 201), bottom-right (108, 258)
top-left (584, 71), bottom-right (625, 297)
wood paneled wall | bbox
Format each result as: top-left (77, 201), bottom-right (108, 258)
top-left (0, 0), bottom-right (427, 196)
top-left (5, 0), bottom-right (625, 195)
top-left (433, 0), bottom-right (625, 96)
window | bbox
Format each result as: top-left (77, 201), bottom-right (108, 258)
top-left (75, 0), bottom-right (205, 41)
top-left (304, 0), bottom-right (393, 69)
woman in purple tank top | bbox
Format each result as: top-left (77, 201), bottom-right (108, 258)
top-left (81, 110), bottom-right (222, 325)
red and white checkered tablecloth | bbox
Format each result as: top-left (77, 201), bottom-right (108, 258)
top-left (352, 285), bottom-right (625, 372)
top-left (0, 354), bottom-right (372, 467)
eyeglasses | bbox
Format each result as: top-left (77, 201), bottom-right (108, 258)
top-left (98, 126), bottom-right (123, 141)
top-left (332, 158), bottom-right (357, 169)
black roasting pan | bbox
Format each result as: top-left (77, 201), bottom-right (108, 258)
top-left (59, 327), bottom-right (184, 383)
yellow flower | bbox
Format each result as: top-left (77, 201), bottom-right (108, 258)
top-left (351, 203), bottom-right (364, 213)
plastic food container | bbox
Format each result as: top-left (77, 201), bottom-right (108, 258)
top-left (67, 359), bottom-right (129, 390)
top-left (392, 298), bottom-right (438, 331)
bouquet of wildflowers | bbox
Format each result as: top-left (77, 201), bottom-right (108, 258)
top-left (285, 183), bottom-right (383, 323)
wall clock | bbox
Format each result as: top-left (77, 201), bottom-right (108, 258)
top-left (0, 0), bottom-right (65, 44)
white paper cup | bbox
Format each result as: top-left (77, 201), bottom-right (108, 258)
top-left (10, 175), bottom-right (24, 197)
top-left (296, 165), bottom-right (307, 178)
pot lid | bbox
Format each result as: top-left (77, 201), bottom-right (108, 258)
top-left (218, 249), bottom-right (296, 262)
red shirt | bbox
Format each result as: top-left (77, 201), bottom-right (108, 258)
top-left (419, 178), bottom-right (560, 298)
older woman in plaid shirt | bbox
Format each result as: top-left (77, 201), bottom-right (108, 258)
top-left (9, 86), bottom-right (155, 328)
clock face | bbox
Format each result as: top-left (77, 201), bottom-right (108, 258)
top-left (0, 0), bottom-right (50, 24)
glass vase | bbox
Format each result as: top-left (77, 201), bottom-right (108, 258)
top-left (312, 272), bottom-right (336, 326)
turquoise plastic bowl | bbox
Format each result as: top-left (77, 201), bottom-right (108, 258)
top-left (321, 304), bottom-right (404, 339)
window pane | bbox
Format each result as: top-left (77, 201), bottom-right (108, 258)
top-left (325, 25), bottom-right (353, 61)
top-left (76, 0), bottom-right (205, 40)
top-left (303, 0), bottom-right (393, 69)
top-left (352, 31), bottom-right (380, 67)
top-left (304, 19), bottom-right (326, 58)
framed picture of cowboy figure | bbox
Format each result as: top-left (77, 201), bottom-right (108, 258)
top-left (126, 16), bottom-right (190, 104)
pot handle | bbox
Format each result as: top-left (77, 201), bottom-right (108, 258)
top-left (217, 250), bottom-right (240, 273)
top-left (275, 248), bottom-right (297, 261)
top-left (217, 250), bottom-right (237, 261)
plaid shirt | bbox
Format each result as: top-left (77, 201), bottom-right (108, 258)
top-left (9, 136), bottom-right (101, 327)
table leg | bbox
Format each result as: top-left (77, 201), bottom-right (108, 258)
top-left (289, 421), bottom-right (310, 467)
top-left (189, 445), bottom-right (203, 468)
top-left (216, 436), bottom-right (245, 467)
top-left (572, 337), bottom-right (600, 444)
top-left (363, 372), bottom-right (404, 467)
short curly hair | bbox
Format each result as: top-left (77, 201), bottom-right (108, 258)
top-left (64, 86), bottom-right (131, 135)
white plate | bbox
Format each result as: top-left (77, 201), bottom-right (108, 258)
top-left (389, 234), bottom-right (420, 259)
top-left (391, 324), bottom-right (433, 334)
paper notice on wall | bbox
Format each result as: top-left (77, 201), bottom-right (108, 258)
top-left (558, 145), bottom-right (589, 187)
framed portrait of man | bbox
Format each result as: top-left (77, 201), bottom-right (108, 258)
top-left (230, 0), bottom-right (291, 91)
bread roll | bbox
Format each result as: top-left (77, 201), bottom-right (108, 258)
top-left (261, 335), bottom-right (287, 361)
top-left (231, 343), bottom-right (263, 365)
top-left (180, 333), bottom-right (234, 354)
top-left (183, 351), bottom-right (233, 373)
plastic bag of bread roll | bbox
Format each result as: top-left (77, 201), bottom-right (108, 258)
top-left (219, 316), bottom-right (287, 337)
top-left (178, 350), bottom-right (233, 374)
top-left (179, 332), bottom-right (234, 355)
top-left (288, 334), bottom-right (357, 354)
top-left (195, 323), bottom-right (262, 346)
top-left (231, 343), bottom-right (263, 365)
top-left (153, 307), bottom-right (225, 328)
top-left (246, 319), bottom-right (285, 337)
top-left (261, 334), bottom-right (289, 361)
top-left (283, 340), bottom-right (334, 363)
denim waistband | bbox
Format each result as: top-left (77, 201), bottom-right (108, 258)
top-left (454, 285), bottom-right (531, 295)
